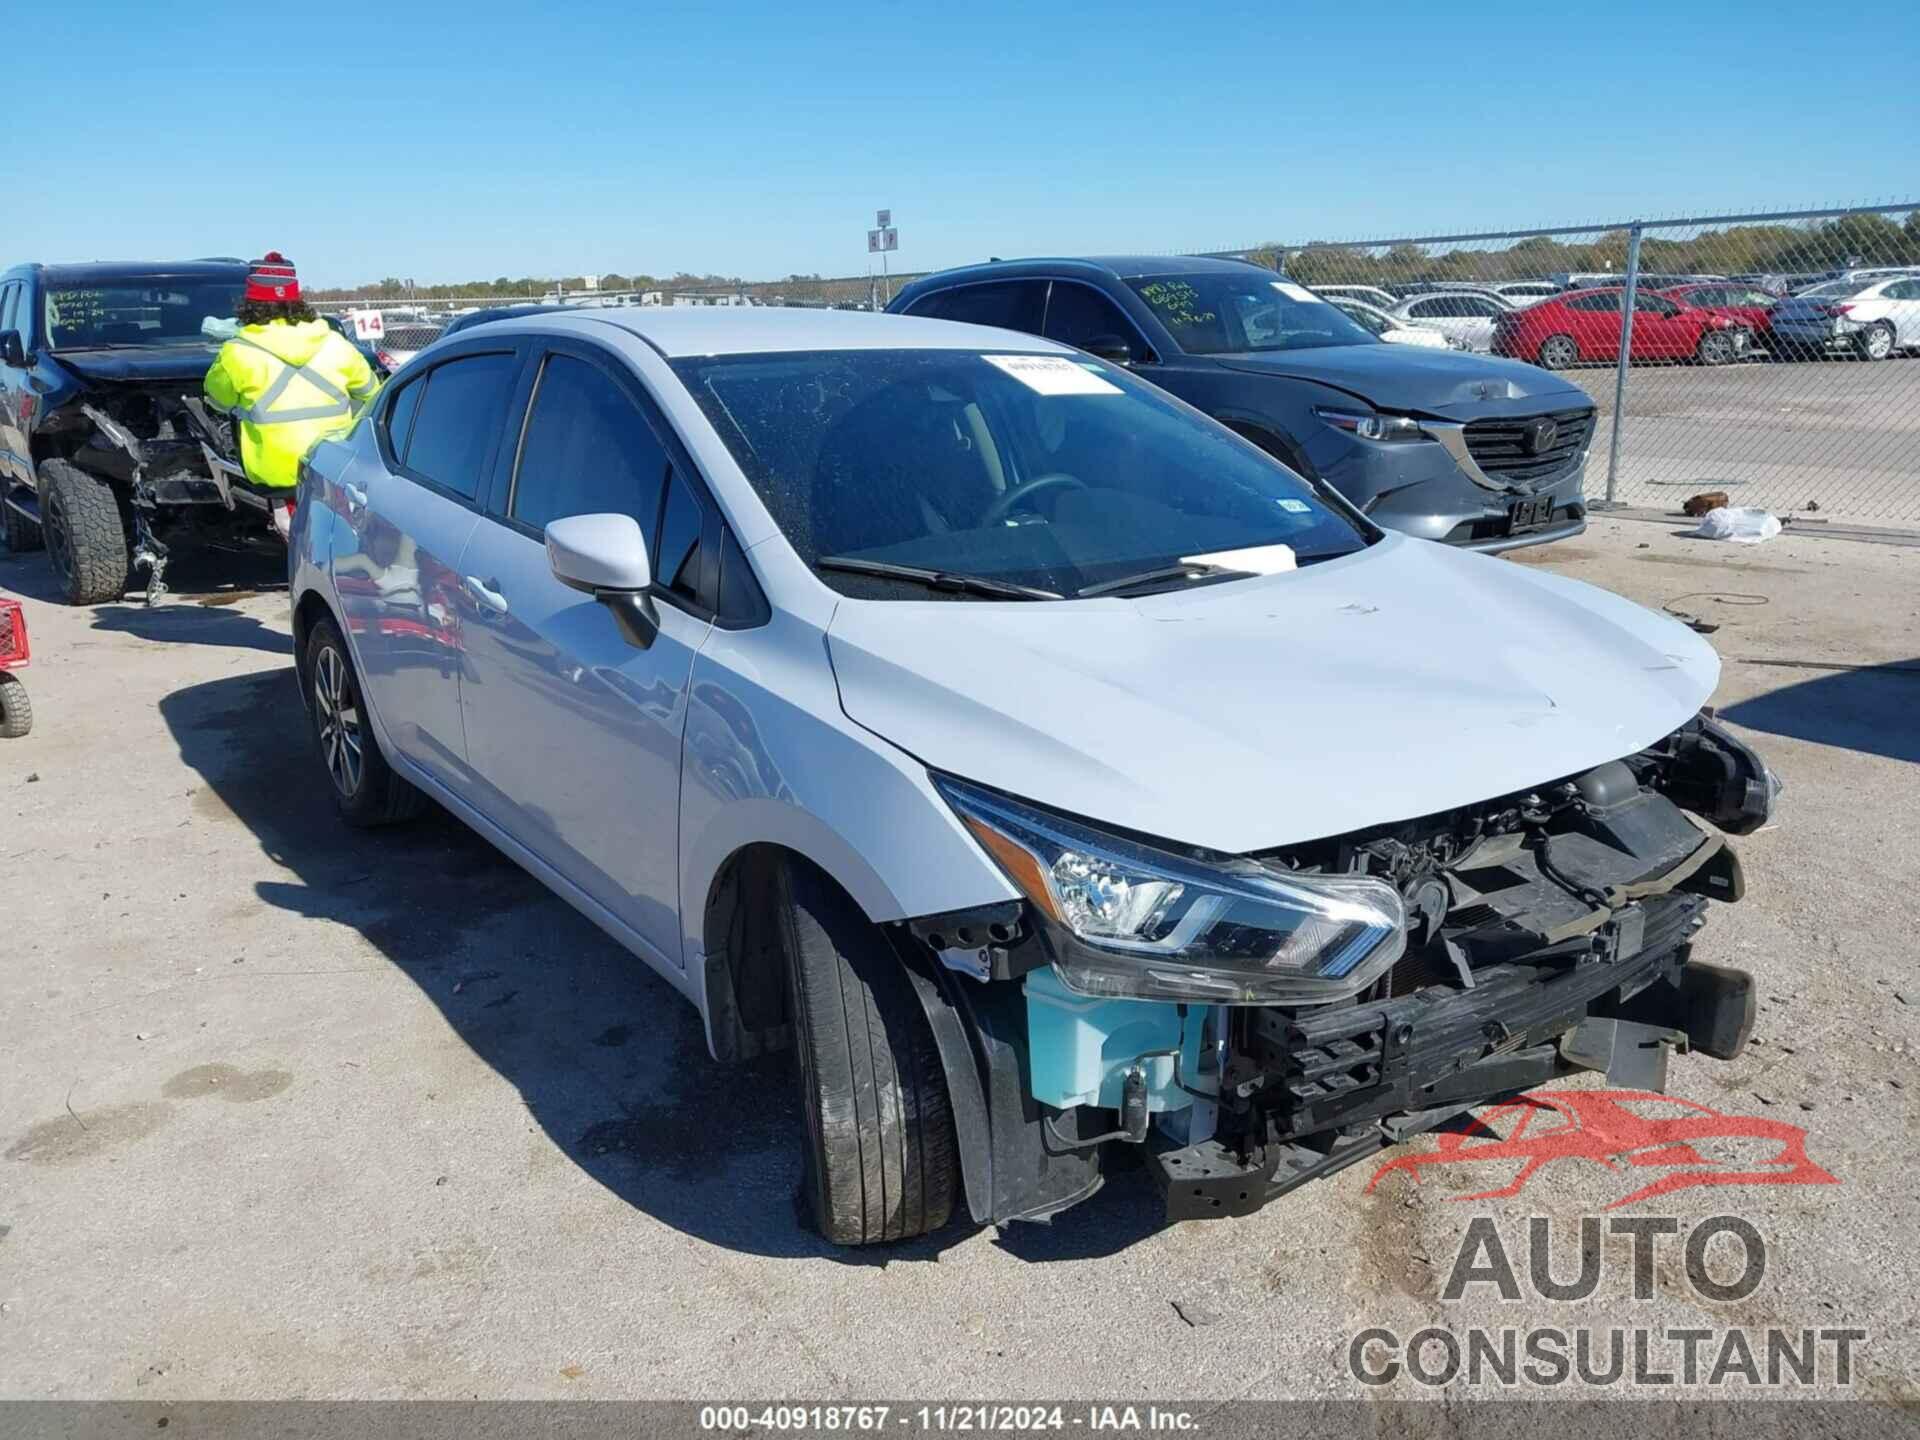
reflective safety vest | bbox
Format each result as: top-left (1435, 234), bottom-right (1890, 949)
top-left (204, 320), bottom-right (380, 490)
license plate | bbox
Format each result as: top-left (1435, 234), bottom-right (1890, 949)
top-left (1509, 494), bottom-right (1556, 531)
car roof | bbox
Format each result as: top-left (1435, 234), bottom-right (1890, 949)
top-left (30, 259), bottom-right (251, 285)
top-left (483, 305), bottom-right (1077, 359)
top-left (906, 254), bottom-right (1272, 288)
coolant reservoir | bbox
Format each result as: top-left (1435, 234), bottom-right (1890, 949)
top-left (1025, 966), bottom-right (1205, 1112)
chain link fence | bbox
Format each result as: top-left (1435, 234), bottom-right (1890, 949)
top-left (314, 202), bottom-right (1920, 529)
top-left (1236, 204), bottom-right (1920, 527)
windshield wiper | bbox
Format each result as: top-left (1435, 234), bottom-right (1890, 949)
top-left (816, 556), bottom-right (1062, 601)
top-left (1073, 563), bottom-right (1233, 599)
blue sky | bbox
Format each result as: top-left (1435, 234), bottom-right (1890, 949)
top-left (9, 1), bottom-right (1916, 287)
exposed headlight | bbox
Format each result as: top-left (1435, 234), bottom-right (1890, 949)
top-left (1314, 407), bottom-right (1428, 442)
top-left (935, 776), bottom-right (1405, 1005)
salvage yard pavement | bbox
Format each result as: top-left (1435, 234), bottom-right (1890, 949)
top-left (1, 517), bottom-right (1916, 1402)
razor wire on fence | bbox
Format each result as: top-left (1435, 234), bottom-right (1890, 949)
top-left (1241, 204), bottom-right (1920, 526)
top-left (315, 202), bottom-right (1920, 529)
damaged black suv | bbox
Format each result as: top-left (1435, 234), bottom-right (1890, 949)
top-left (0, 259), bottom-right (282, 604)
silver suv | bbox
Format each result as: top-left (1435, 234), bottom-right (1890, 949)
top-left (291, 307), bottom-right (1773, 1244)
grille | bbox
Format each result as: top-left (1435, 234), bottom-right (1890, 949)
top-left (1462, 407), bottom-right (1596, 485)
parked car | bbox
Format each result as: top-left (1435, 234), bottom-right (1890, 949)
top-left (1491, 287), bottom-right (1746, 368)
top-left (1386, 292), bottom-right (1514, 353)
top-left (1327, 297), bottom-right (1455, 348)
top-left (1657, 283), bottom-right (1780, 350)
top-left (291, 305), bottom-right (1773, 1245)
top-left (375, 323), bottom-right (444, 372)
top-left (1482, 280), bottom-right (1563, 304)
top-left (0, 259), bottom-right (290, 602)
top-left (1308, 284), bottom-right (1402, 310)
top-left (1393, 281), bottom-right (1553, 304)
top-left (1556, 271), bottom-right (1726, 290)
top-left (321, 313), bottom-right (390, 378)
top-left (890, 257), bottom-right (1596, 550)
top-left (440, 303), bottom-right (570, 338)
top-left (1767, 276), bottom-right (1920, 360)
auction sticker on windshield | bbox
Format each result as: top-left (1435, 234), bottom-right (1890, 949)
top-left (1272, 280), bottom-right (1320, 303)
top-left (984, 354), bottom-right (1122, 396)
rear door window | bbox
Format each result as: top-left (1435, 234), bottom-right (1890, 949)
top-left (910, 281), bottom-right (1047, 334)
top-left (1567, 292), bottom-right (1621, 313)
top-left (509, 352), bottom-right (668, 536)
top-left (400, 352), bottom-right (518, 500)
top-left (382, 373), bottom-right (425, 460)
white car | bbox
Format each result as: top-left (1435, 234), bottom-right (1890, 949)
top-left (1483, 281), bottom-right (1562, 305)
top-left (1389, 291), bottom-right (1514, 353)
top-left (1311, 284), bottom-right (1401, 310)
top-left (1768, 276), bottom-right (1920, 360)
top-left (1328, 297), bottom-right (1454, 349)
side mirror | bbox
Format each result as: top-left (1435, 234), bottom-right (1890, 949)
top-left (546, 512), bottom-right (658, 648)
top-left (0, 330), bottom-right (26, 368)
top-left (1082, 334), bottom-right (1135, 366)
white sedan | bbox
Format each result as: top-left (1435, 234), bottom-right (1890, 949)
top-left (1328, 297), bottom-right (1454, 349)
top-left (1388, 291), bottom-right (1515, 353)
top-left (1769, 275), bottom-right (1920, 360)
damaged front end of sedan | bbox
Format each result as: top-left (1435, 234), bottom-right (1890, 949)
top-left (896, 714), bottom-right (1778, 1228)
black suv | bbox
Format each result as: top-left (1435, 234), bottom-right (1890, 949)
top-left (0, 259), bottom-right (283, 603)
top-left (890, 257), bottom-right (1597, 551)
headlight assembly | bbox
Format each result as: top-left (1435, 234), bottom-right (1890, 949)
top-left (935, 776), bottom-right (1405, 1005)
top-left (1314, 407), bottom-right (1429, 442)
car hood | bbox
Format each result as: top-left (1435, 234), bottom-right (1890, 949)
top-left (52, 345), bottom-right (221, 384)
top-left (1213, 343), bottom-right (1589, 419)
top-left (827, 534), bottom-right (1718, 854)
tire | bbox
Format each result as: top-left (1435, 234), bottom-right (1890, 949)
top-left (1855, 322), bottom-right (1894, 362)
top-left (1535, 334), bottom-right (1578, 370)
top-left (301, 616), bottom-right (422, 827)
top-left (1, 482), bottom-right (43, 553)
top-left (40, 458), bottom-right (131, 606)
top-left (780, 859), bottom-right (957, 1245)
top-left (0, 673), bottom-right (30, 739)
top-left (1695, 330), bottom-right (1737, 366)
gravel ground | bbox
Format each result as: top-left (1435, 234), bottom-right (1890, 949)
top-left (1, 514), bottom-right (1915, 1404)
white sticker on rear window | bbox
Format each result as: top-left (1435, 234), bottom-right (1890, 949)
top-left (1272, 281), bottom-right (1318, 304)
top-left (983, 354), bottom-right (1123, 396)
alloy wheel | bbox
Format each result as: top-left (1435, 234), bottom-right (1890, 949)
top-left (1539, 336), bottom-right (1577, 368)
top-left (312, 644), bottom-right (365, 798)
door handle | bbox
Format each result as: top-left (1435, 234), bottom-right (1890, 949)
top-left (341, 481), bottom-right (368, 514)
top-left (464, 575), bottom-right (509, 615)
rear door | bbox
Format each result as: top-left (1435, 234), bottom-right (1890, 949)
top-left (333, 343), bottom-right (523, 792)
top-left (1562, 290), bottom-right (1622, 357)
top-left (453, 338), bottom-right (714, 968)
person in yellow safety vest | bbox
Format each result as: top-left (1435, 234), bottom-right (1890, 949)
top-left (204, 251), bottom-right (380, 537)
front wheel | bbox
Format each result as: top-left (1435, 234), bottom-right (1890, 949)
top-left (1696, 330), bottom-right (1737, 366)
top-left (1535, 334), bottom-right (1579, 369)
top-left (40, 459), bottom-right (131, 606)
top-left (781, 860), bottom-right (957, 1245)
top-left (301, 616), bottom-right (422, 827)
top-left (1855, 322), bottom-right (1894, 362)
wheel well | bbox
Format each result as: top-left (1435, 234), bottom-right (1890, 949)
top-left (290, 591), bottom-right (336, 701)
top-left (702, 842), bottom-right (821, 1063)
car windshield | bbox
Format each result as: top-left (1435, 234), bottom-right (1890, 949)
top-left (42, 280), bottom-right (245, 351)
top-left (1124, 272), bottom-right (1376, 355)
top-left (672, 348), bottom-right (1372, 599)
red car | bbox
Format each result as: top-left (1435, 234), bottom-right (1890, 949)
top-left (1658, 282), bottom-right (1780, 349)
top-left (1491, 287), bottom-right (1746, 369)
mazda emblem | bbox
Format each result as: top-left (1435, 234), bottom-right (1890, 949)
top-left (1525, 418), bottom-right (1559, 455)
